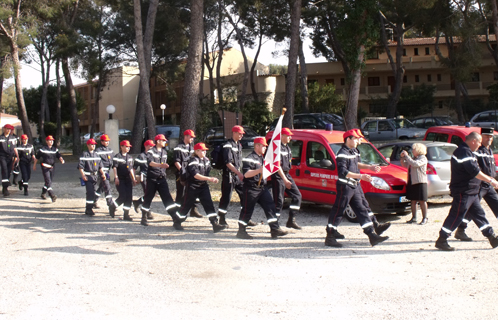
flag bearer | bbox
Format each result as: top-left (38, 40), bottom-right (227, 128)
top-left (133, 139), bottom-right (155, 215)
top-left (14, 134), bottom-right (35, 196)
top-left (175, 142), bottom-right (226, 232)
top-left (78, 139), bottom-right (106, 216)
top-left (33, 135), bottom-right (65, 202)
top-left (109, 140), bottom-right (136, 221)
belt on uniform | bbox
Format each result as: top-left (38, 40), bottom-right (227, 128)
top-left (84, 171), bottom-right (98, 176)
top-left (338, 178), bottom-right (358, 187)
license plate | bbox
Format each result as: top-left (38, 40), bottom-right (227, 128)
top-left (399, 196), bottom-right (409, 203)
top-left (248, 142), bottom-right (254, 146)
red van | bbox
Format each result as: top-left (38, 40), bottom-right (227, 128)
top-left (423, 126), bottom-right (498, 175)
top-left (265, 129), bottom-right (410, 219)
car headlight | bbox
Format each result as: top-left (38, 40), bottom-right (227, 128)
top-left (370, 177), bottom-right (391, 191)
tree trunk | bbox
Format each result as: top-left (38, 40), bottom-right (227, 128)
top-left (344, 46), bottom-right (365, 130)
top-left (61, 57), bottom-right (81, 155)
top-left (40, 55), bottom-right (51, 141)
top-left (92, 81), bottom-right (103, 136)
top-left (56, 58), bottom-right (62, 147)
top-left (0, 58), bottom-right (4, 113)
top-left (298, 40), bottom-right (309, 113)
top-left (11, 43), bottom-right (33, 140)
top-left (216, 0), bottom-right (224, 105)
top-left (490, 0), bottom-right (498, 65)
top-left (454, 79), bottom-right (465, 123)
top-left (250, 32), bottom-right (263, 102)
top-left (283, 0), bottom-right (301, 128)
top-left (180, 0), bottom-right (204, 132)
top-left (385, 23), bottom-right (405, 118)
top-left (131, 83), bottom-right (146, 154)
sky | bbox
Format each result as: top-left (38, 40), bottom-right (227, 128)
top-left (14, 38), bottom-right (328, 89)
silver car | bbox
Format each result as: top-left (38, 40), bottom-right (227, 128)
top-left (377, 141), bottom-right (457, 198)
top-left (469, 110), bottom-right (498, 128)
top-left (361, 118), bottom-right (427, 141)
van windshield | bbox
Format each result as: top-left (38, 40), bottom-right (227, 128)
top-left (330, 142), bottom-right (389, 166)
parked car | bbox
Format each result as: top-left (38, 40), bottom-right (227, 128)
top-left (204, 126), bottom-right (259, 149)
top-left (361, 118), bottom-right (426, 141)
top-left (143, 125), bottom-right (180, 150)
top-left (411, 116), bottom-right (457, 129)
top-left (269, 113), bottom-right (347, 132)
top-left (118, 129), bottom-right (132, 140)
top-left (469, 110), bottom-right (498, 128)
top-left (265, 129), bottom-right (410, 221)
top-left (81, 131), bottom-right (104, 144)
top-left (423, 125), bottom-right (498, 176)
top-left (377, 141), bottom-right (457, 197)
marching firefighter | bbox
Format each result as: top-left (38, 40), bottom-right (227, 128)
top-left (33, 135), bottom-right (65, 202)
top-left (78, 138), bottom-right (106, 216)
top-left (325, 129), bottom-right (389, 248)
top-left (140, 134), bottom-right (183, 227)
top-left (0, 124), bottom-right (15, 196)
top-left (174, 142), bottom-right (226, 232)
top-left (133, 139), bottom-right (155, 215)
top-left (236, 137), bottom-right (288, 240)
top-left (109, 140), bottom-right (136, 221)
top-left (14, 134), bottom-right (35, 196)
top-left (95, 134), bottom-right (115, 213)
top-left (9, 131), bottom-right (19, 186)
top-left (271, 127), bottom-right (302, 229)
top-left (174, 129), bottom-right (202, 218)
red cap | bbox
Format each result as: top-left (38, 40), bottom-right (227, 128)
top-left (100, 134), bottom-right (110, 141)
top-left (184, 129), bottom-right (196, 138)
top-left (46, 135), bottom-right (55, 141)
top-left (155, 134), bottom-right (167, 141)
top-left (282, 128), bottom-right (293, 136)
top-left (232, 125), bottom-right (245, 134)
top-left (87, 138), bottom-right (97, 145)
top-left (144, 140), bottom-right (155, 147)
top-left (3, 124), bottom-right (14, 130)
top-left (21, 134), bottom-right (28, 140)
top-left (354, 128), bottom-right (365, 138)
top-left (343, 129), bottom-right (361, 140)
top-left (194, 142), bottom-right (209, 151)
top-left (254, 137), bottom-right (268, 146)
top-left (120, 140), bottom-right (132, 147)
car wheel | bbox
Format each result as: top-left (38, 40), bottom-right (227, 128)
top-left (345, 205), bottom-right (358, 223)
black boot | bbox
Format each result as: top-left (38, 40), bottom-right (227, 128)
top-left (330, 228), bottom-right (345, 240)
top-left (173, 221), bottom-right (184, 230)
top-left (367, 232), bottom-right (389, 246)
top-left (3, 187), bottom-right (10, 197)
top-left (211, 219), bottom-right (227, 233)
top-left (325, 228), bottom-right (343, 247)
top-left (435, 235), bottom-right (455, 251)
top-left (40, 192), bottom-right (47, 200)
top-left (123, 210), bottom-right (133, 221)
top-left (270, 227), bottom-right (288, 239)
top-left (236, 225), bottom-right (253, 239)
top-left (455, 228), bottom-right (473, 241)
top-left (219, 214), bottom-right (228, 228)
top-left (374, 222), bottom-right (391, 236)
top-left (487, 233), bottom-right (498, 248)
top-left (18, 180), bottom-right (23, 190)
top-left (286, 214), bottom-right (302, 230)
top-left (140, 212), bottom-right (148, 226)
top-left (190, 206), bottom-right (203, 218)
top-left (133, 199), bottom-right (141, 213)
top-left (109, 203), bottom-right (116, 218)
top-left (85, 208), bottom-right (95, 216)
top-left (24, 186), bottom-right (28, 196)
top-left (51, 195), bottom-right (57, 202)
top-left (147, 211), bottom-right (154, 220)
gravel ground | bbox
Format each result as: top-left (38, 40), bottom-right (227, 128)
top-left (1, 164), bottom-right (498, 320)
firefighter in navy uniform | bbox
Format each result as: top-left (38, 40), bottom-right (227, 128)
top-left (33, 135), bottom-right (65, 202)
top-left (174, 129), bottom-right (202, 218)
top-left (435, 131), bottom-right (498, 251)
top-left (133, 139), bottom-right (155, 215)
top-left (236, 137), bottom-right (288, 240)
top-left (0, 124), bottom-right (15, 196)
top-left (9, 132), bottom-right (19, 186)
top-left (175, 142), bottom-right (226, 232)
top-left (271, 127), bottom-right (302, 229)
top-left (325, 129), bottom-right (389, 248)
top-left (109, 140), bottom-right (136, 221)
top-left (454, 127), bottom-right (498, 241)
top-left (78, 139), bottom-right (106, 216)
top-left (140, 134), bottom-right (183, 227)
top-left (14, 134), bottom-right (35, 196)
top-left (95, 134), bottom-right (115, 212)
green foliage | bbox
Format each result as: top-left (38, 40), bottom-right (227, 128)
top-left (241, 101), bottom-right (273, 135)
top-left (396, 84), bottom-right (436, 118)
top-left (294, 82), bottom-right (343, 114)
top-left (268, 64), bottom-right (287, 75)
top-left (1, 84), bottom-right (18, 114)
top-left (488, 83), bottom-right (498, 103)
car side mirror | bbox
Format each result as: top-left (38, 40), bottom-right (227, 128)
top-left (385, 157), bottom-right (390, 163)
top-left (320, 159), bottom-right (335, 169)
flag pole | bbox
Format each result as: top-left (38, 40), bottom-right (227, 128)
top-left (258, 108), bottom-right (287, 186)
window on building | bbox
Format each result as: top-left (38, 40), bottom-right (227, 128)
top-left (438, 101), bottom-right (443, 109)
top-left (368, 77), bottom-right (380, 86)
top-left (415, 75), bottom-right (420, 83)
top-left (326, 79), bottom-right (334, 85)
top-left (437, 74), bottom-right (442, 81)
top-left (367, 50), bottom-right (379, 59)
top-left (427, 74), bottom-right (432, 82)
top-left (425, 47), bottom-right (430, 55)
top-left (403, 49), bottom-right (406, 56)
top-left (470, 72), bottom-right (480, 82)
top-left (403, 76), bottom-right (407, 83)
top-left (340, 78), bottom-right (345, 86)
top-left (414, 48), bottom-right (419, 56)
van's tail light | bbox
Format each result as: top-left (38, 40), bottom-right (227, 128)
top-left (427, 163), bottom-right (437, 175)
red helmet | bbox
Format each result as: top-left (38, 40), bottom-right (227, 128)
top-left (87, 138), bottom-right (97, 145)
top-left (100, 134), bottom-right (110, 141)
top-left (120, 140), bottom-right (132, 147)
top-left (21, 134), bottom-right (28, 140)
top-left (155, 134), bottom-right (167, 141)
top-left (46, 135), bottom-right (55, 141)
top-left (253, 137), bottom-right (268, 146)
top-left (184, 129), bottom-right (196, 138)
top-left (281, 127), bottom-right (293, 136)
top-left (232, 125), bottom-right (245, 134)
top-left (143, 140), bottom-right (155, 147)
top-left (343, 129), bottom-right (361, 140)
top-left (194, 142), bottom-right (209, 151)
top-left (3, 124), bottom-right (14, 130)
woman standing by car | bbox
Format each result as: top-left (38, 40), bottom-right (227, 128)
top-left (401, 143), bottom-right (428, 225)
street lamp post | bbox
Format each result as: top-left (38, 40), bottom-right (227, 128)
top-left (105, 104), bottom-right (119, 159)
top-left (160, 104), bottom-right (166, 125)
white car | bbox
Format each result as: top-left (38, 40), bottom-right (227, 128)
top-left (469, 110), bottom-right (498, 128)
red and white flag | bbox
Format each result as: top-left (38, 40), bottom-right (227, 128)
top-left (263, 114), bottom-right (283, 180)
